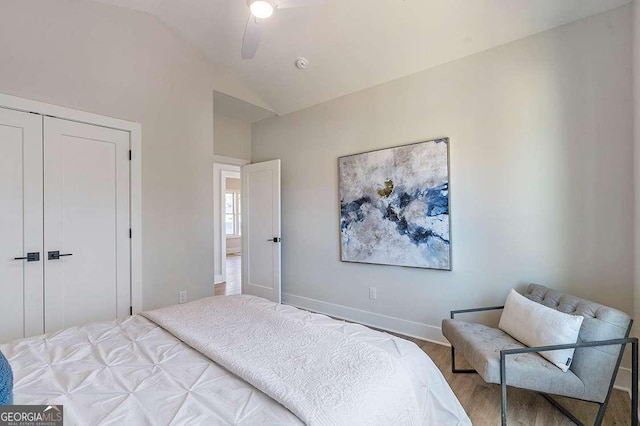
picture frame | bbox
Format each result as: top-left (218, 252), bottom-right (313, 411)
top-left (338, 138), bottom-right (451, 270)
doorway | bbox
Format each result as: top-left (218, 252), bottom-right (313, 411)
top-left (212, 158), bottom-right (282, 301)
top-left (221, 173), bottom-right (242, 295)
top-left (213, 162), bottom-right (246, 295)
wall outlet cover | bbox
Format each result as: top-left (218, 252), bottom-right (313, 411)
top-left (179, 291), bottom-right (187, 304)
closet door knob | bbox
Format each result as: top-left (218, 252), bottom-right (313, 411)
top-left (14, 252), bottom-right (40, 262)
top-left (48, 251), bottom-right (73, 260)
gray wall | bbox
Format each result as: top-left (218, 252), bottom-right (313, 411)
top-left (0, 0), bottom-right (264, 309)
top-left (214, 115), bottom-right (252, 161)
top-left (252, 6), bottom-right (634, 341)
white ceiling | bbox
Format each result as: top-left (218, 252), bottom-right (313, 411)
top-left (92, 0), bottom-right (630, 116)
top-left (214, 90), bottom-right (275, 123)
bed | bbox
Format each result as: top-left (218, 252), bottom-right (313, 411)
top-left (1, 295), bottom-right (470, 425)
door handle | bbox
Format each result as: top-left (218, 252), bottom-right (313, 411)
top-left (267, 237), bottom-right (281, 243)
top-left (14, 252), bottom-right (40, 262)
top-left (48, 251), bottom-right (73, 260)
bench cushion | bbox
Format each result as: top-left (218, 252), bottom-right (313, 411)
top-left (499, 289), bottom-right (583, 372)
top-left (525, 284), bottom-right (630, 402)
top-left (442, 319), bottom-right (587, 400)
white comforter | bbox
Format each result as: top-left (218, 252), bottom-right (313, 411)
top-left (1, 295), bottom-right (470, 425)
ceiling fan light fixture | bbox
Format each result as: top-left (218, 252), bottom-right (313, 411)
top-left (249, 0), bottom-right (274, 19)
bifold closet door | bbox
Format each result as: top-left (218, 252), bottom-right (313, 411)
top-left (0, 109), bottom-right (44, 342)
top-left (44, 117), bottom-right (131, 332)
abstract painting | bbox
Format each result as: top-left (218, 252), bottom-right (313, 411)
top-left (339, 138), bottom-right (451, 270)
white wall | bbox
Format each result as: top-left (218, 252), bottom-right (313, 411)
top-left (252, 6), bottom-right (634, 342)
top-left (227, 238), bottom-right (242, 254)
top-left (214, 115), bottom-right (252, 161)
top-left (0, 0), bottom-right (266, 309)
top-left (226, 177), bottom-right (242, 191)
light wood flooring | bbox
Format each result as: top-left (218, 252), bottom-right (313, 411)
top-left (214, 254), bottom-right (241, 296)
top-left (399, 334), bottom-right (632, 425)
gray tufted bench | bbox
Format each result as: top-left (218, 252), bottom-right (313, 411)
top-left (442, 284), bottom-right (638, 426)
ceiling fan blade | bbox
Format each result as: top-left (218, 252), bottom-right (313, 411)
top-left (241, 16), bottom-right (262, 59)
top-left (276, 0), bottom-right (326, 9)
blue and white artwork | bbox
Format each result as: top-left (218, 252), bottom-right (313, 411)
top-left (339, 139), bottom-right (451, 270)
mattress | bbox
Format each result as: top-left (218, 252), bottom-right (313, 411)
top-left (0, 297), bottom-right (470, 425)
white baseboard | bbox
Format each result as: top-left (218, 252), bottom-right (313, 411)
top-left (282, 292), bottom-right (448, 346)
top-left (282, 292), bottom-right (633, 396)
top-left (214, 274), bottom-right (224, 284)
top-left (614, 367), bottom-right (631, 396)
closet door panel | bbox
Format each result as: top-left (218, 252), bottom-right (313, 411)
top-left (0, 108), bottom-right (43, 342)
top-left (44, 117), bottom-right (130, 332)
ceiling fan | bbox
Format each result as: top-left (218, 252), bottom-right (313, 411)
top-left (241, 0), bottom-right (325, 60)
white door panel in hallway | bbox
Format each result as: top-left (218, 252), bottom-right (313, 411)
top-left (0, 109), bottom-right (44, 342)
top-left (242, 159), bottom-right (281, 303)
top-left (44, 117), bottom-right (131, 332)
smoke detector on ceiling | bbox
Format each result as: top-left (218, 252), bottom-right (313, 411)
top-left (295, 58), bottom-right (309, 70)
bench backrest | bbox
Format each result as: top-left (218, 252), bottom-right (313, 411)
top-left (524, 284), bottom-right (631, 403)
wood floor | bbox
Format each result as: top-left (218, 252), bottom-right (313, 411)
top-left (399, 334), bottom-right (632, 425)
top-left (214, 254), bottom-right (241, 296)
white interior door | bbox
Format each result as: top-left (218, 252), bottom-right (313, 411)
top-left (242, 159), bottom-right (281, 302)
top-left (0, 108), bottom-right (43, 342)
top-left (44, 117), bottom-right (130, 332)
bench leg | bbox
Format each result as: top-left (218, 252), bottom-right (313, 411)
top-left (500, 352), bottom-right (507, 426)
top-left (540, 394), bottom-right (585, 426)
top-left (593, 402), bottom-right (606, 426)
top-left (451, 346), bottom-right (476, 374)
top-left (632, 340), bottom-right (638, 426)
top-left (593, 339), bottom-right (637, 426)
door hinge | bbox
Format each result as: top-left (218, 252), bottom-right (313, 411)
top-left (129, 150), bottom-right (132, 161)
top-left (129, 228), bottom-right (132, 239)
top-left (130, 306), bottom-right (133, 315)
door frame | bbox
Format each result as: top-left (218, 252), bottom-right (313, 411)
top-left (0, 93), bottom-right (143, 315)
top-left (213, 155), bottom-right (249, 285)
top-left (220, 169), bottom-right (241, 282)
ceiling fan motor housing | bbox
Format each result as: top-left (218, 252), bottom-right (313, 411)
top-left (248, 0), bottom-right (275, 19)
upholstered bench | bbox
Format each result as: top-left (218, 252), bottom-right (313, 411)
top-left (442, 283), bottom-right (638, 426)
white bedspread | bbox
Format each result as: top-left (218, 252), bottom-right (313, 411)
top-left (143, 296), bottom-right (419, 425)
top-left (1, 295), bottom-right (470, 425)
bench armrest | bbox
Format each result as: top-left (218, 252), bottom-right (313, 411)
top-left (497, 337), bottom-right (639, 426)
top-left (500, 337), bottom-right (638, 356)
top-left (450, 306), bottom-right (504, 319)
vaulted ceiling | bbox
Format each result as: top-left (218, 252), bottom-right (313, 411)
top-left (91, 0), bottom-right (630, 116)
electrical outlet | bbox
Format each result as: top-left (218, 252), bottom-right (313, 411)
top-left (179, 291), bottom-right (187, 304)
top-left (369, 287), bottom-right (377, 300)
